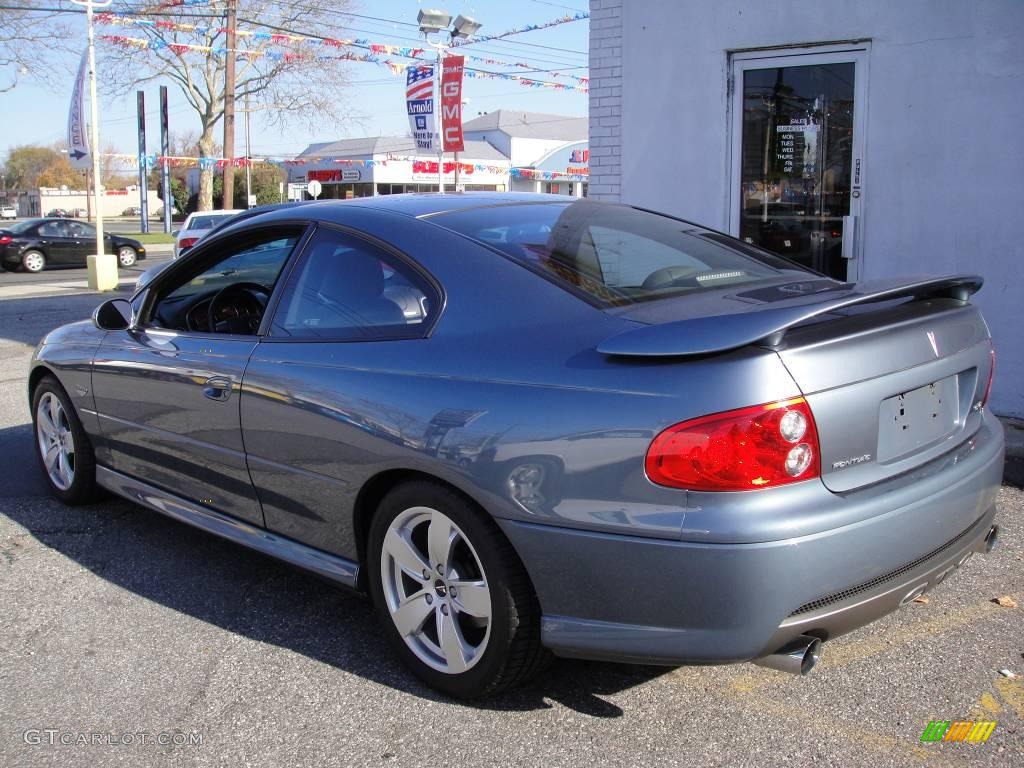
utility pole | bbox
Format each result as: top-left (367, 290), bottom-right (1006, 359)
top-left (244, 92), bottom-right (252, 208)
top-left (222, 0), bottom-right (237, 210)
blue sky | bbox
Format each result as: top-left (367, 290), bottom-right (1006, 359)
top-left (2, 0), bottom-right (589, 160)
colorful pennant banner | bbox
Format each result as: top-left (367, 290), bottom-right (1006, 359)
top-left (450, 12), bottom-right (589, 48)
top-left (99, 33), bottom-right (587, 91)
top-left (94, 13), bottom-right (588, 89)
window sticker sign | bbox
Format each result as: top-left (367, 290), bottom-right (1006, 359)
top-left (406, 64), bottom-right (435, 152)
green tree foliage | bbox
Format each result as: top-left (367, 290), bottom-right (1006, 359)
top-left (185, 164), bottom-right (285, 213)
top-left (4, 145), bottom-right (83, 190)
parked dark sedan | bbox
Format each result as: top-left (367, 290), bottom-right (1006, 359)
top-left (28, 194), bottom-right (1002, 698)
top-left (0, 218), bottom-right (146, 272)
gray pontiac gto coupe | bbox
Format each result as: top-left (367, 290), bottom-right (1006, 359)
top-left (29, 194), bottom-right (1003, 698)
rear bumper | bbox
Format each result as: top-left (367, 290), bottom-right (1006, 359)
top-left (500, 414), bottom-right (1004, 665)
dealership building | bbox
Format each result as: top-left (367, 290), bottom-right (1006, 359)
top-left (285, 110), bottom-right (588, 199)
top-left (588, 0), bottom-right (1024, 417)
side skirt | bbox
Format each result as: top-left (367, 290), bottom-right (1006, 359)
top-left (96, 465), bottom-right (360, 589)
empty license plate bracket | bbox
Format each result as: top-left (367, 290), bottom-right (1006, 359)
top-left (878, 376), bottom-right (959, 461)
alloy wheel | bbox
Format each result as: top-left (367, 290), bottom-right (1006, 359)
top-left (118, 247), bottom-right (137, 267)
top-left (380, 506), bottom-right (492, 674)
top-left (36, 392), bottom-right (75, 491)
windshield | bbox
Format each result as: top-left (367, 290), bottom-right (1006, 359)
top-left (434, 201), bottom-right (813, 307)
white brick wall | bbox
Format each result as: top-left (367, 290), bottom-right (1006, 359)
top-left (587, 0), bottom-right (622, 201)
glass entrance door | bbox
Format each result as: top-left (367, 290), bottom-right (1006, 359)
top-left (730, 47), bottom-right (867, 281)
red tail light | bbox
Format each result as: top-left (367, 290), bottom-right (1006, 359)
top-left (645, 397), bottom-right (821, 491)
top-left (0, 235), bottom-right (12, 245)
top-left (179, 237), bottom-right (199, 249)
top-left (978, 348), bottom-right (995, 409)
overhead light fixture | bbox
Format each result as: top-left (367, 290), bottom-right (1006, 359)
top-left (451, 14), bottom-right (482, 38)
top-left (417, 8), bottom-right (452, 35)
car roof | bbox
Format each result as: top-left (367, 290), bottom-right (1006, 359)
top-left (313, 192), bottom-right (571, 219)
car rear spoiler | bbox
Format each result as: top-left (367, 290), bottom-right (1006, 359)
top-left (597, 274), bottom-right (983, 358)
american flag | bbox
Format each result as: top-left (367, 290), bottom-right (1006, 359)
top-left (406, 65), bottom-right (435, 101)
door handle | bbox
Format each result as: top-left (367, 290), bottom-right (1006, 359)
top-left (841, 215), bottom-right (858, 260)
top-left (202, 376), bottom-right (233, 401)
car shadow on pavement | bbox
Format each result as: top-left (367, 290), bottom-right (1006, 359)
top-left (1, 425), bottom-right (666, 716)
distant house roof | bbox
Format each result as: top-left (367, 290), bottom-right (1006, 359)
top-left (462, 110), bottom-right (588, 141)
top-left (297, 136), bottom-right (508, 162)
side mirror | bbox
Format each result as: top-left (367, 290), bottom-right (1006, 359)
top-left (171, 230), bottom-right (180, 238)
top-left (93, 298), bottom-right (133, 331)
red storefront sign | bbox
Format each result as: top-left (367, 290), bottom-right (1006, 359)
top-left (412, 160), bottom-right (474, 175)
top-left (308, 169), bottom-right (344, 182)
top-left (441, 55), bottom-right (465, 152)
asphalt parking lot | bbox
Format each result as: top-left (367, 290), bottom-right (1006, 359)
top-left (0, 290), bottom-right (1021, 767)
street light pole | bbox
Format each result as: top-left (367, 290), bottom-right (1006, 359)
top-left (417, 10), bottom-right (480, 195)
top-left (72, 0), bottom-right (114, 289)
top-left (435, 42), bottom-right (444, 193)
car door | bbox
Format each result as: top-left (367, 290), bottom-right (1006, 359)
top-left (91, 225), bottom-right (308, 524)
top-left (240, 226), bottom-right (440, 556)
top-left (64, 221), bottom-right (96, 264)
top-left (36, 220), bottom-right (76, 264)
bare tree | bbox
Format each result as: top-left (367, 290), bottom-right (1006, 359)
top-left (102, 0), bottom-right (359, 210)
top-left (1, 1), bottom-right (75, 91)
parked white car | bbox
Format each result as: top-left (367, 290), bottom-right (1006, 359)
top-left (173, 209), bottom-right (242, 257)
top-left (0, 206), bottom-right (16, 220)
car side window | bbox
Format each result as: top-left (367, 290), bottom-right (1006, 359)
top-left (147, 229), bottom-right (302, 335)
top-left (270, 229), bottom-right (434, 340)
top-left (38, 221), bottom-right (69, 237)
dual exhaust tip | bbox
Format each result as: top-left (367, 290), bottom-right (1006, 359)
top-left (754, 525), bottom-right (1000, 676)
top-left (753, 635), bottom-right (822, 676)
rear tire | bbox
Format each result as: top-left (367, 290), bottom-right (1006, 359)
top-left (368, 480), bottom-right (549, 698)
top-left (32, 376), bottom-right (100, 505)
top-left (22, 249), bottom-right (46, 273)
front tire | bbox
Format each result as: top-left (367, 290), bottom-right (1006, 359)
top-left (368, 480), bottom-right (549, 698)
top-left (118, 246), bottom-right (138, 267)
top-left (22, 249), bottom-right (46, 273)
top-left (32, 376), bottom-right (99, 505)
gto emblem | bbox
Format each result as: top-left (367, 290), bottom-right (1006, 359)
top-left (832, 453), bottom-right (872, 470)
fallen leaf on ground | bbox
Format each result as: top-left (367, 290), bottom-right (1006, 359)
top-left (912, 595), bottom-right (929, 604)
top-left (992, 595), bottom-right (1018, 608)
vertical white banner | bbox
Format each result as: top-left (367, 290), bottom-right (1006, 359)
top-left (406, 64), bottom-right (435, 153)
top-left (67, 50), bottom-right (91, 170)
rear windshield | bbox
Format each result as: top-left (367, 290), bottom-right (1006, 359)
top-left (8, 219), bottom-right (42, 234)
top-left (187, 215), bottom-right (229, 230)
top-left (434, 201), bottom-right (811, 307)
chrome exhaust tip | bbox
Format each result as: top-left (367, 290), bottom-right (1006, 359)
top-left (753, 635), bottom-right (822, 675)
top-left (984, 525), bottom-right (999, 554)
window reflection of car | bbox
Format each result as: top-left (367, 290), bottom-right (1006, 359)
top-left (741, 202), bottom-right (810, 256)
